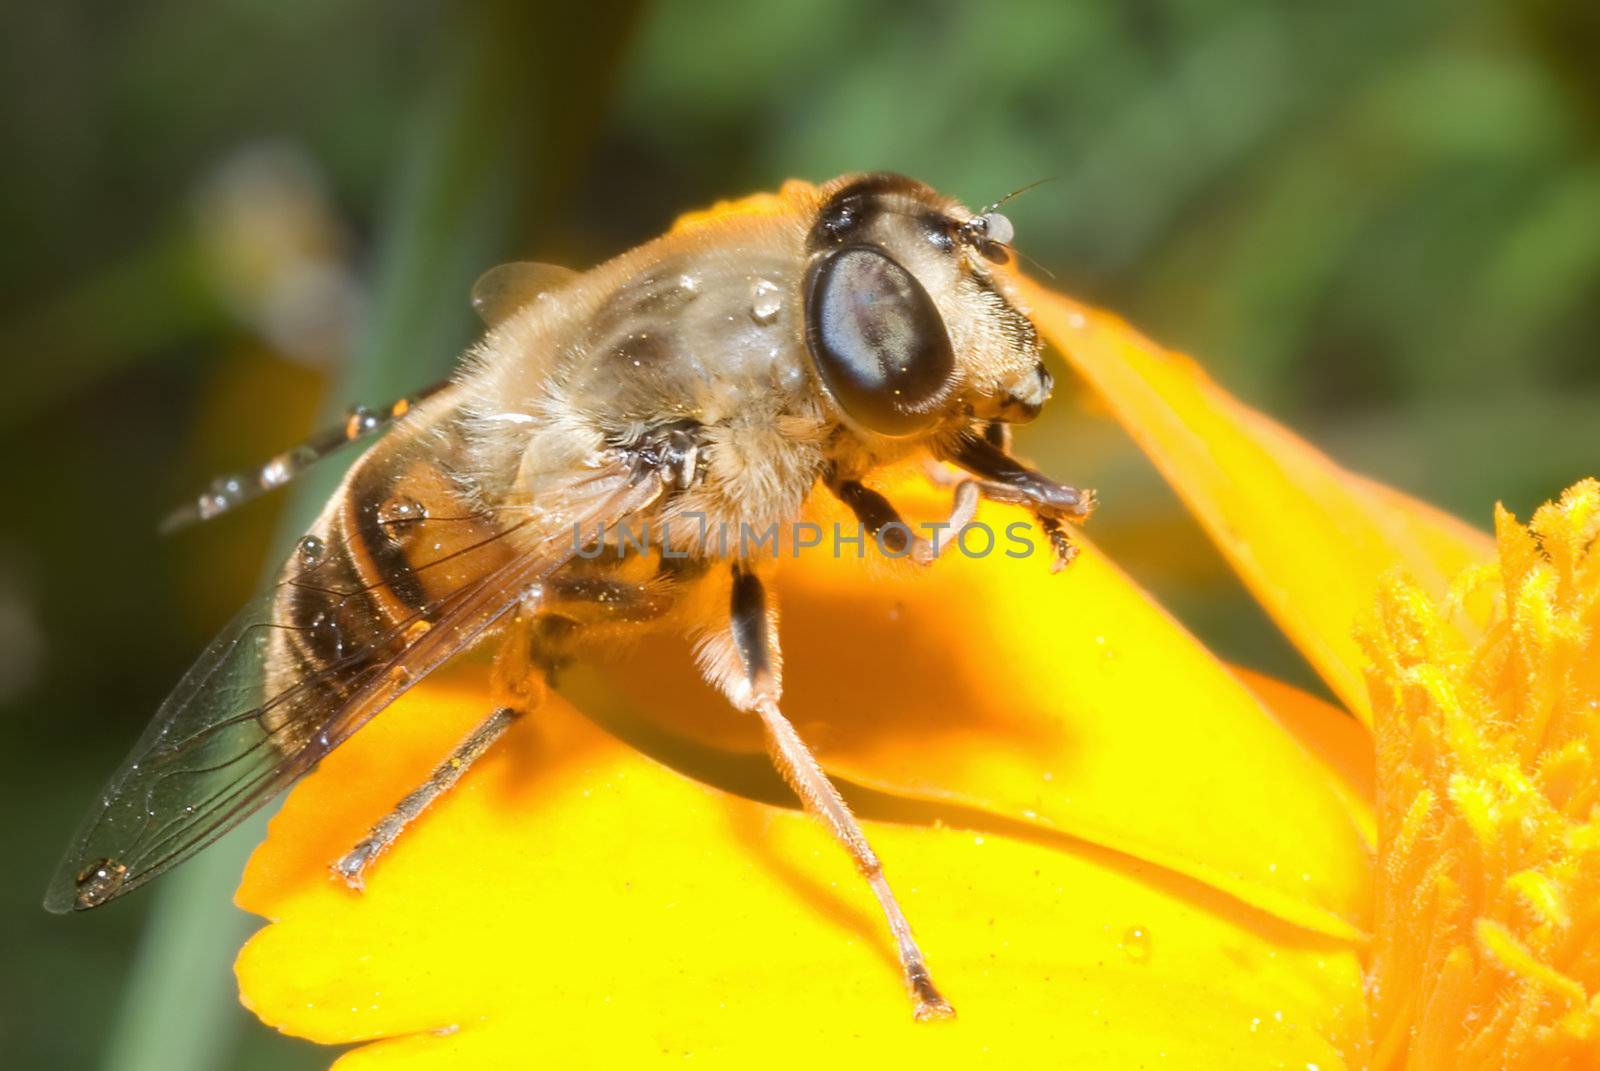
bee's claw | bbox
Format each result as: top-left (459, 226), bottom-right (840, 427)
top-left (908, 965), bottom-right (956, 1021)
top-left (1049, 543), bottom-right (1079, 573)
top-left (1038, 513), bottom-right (1080, 572)
top-left (332, 847), bottom-right (371, 891)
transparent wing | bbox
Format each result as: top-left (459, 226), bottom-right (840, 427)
top-left (47, 457), bottom-right (663, 913)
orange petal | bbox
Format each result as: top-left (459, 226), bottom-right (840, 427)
top-left (237, 677), bottom-right (1367, 1068)
top-left (561, 481), bottom-right (1373, 940)
top-left (1021, 280), bottom-right (1493, 723)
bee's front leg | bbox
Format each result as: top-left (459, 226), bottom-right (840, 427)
top-left (719, 563), bottom-right (954, 1020)
top-left (827, 472), bottom-right (978, 563)
top-left (937, 426), bottom-right (1097, 571)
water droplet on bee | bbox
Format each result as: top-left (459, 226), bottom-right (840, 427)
top-left (197, 474), bottom-right (244, 520)
top-left (296, 534), bottom-right (326, 567)
top-left (212, 474), bottom-right (245, 497)
top-left (749, 278), bottom-right (782, 324)
top-left (260, 455), bottom-right (293, 488)
top-left (376, 496), bottom-right (427, 545)
top-left (345, 406), bottom-right (381, 439)
top-left (308, 609), bottom-right (344, 658)
top-left (1120, 925), bottom-right (1152, 963)
top-left (196, 492), bottom-right (229, 520)
top-left (75, 858), bottom-right (129, 907)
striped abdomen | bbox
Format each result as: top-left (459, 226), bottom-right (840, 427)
top-left (261, 407), bottom-right (517, 753)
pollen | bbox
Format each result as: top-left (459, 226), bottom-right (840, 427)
top-left (1362, 479), bottom-right (1600, 1071)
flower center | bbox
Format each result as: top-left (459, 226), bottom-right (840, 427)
top-left (1362, 479), bottom-right (1600, 1070)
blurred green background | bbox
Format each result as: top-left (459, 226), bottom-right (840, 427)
top-left (2, 1), bottom-right (1595, 1067)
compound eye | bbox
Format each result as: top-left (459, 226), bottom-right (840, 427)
top-left (804, 245), bottom-right (955, 436)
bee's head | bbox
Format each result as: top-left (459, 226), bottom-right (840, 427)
top-left (801, 172), bottom-right (1051, 442)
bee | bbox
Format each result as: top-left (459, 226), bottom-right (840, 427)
top-left (46, 173), bottom-right (1094, 1020)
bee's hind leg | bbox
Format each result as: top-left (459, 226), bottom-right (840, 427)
top-left (332, 703), bottom-right (524, 889)
top-left (332, 595), bottom-right (546, 888)
top-left (331, 573), bottom-right (678, 889)
top-left (723, 563), bottom-right (954, 1020)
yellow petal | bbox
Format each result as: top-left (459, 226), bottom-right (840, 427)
top-left (1020, 281), bottom-right (1493, 723)
top-left (237, 677), bottom-right (1367, 1069)
top-left (562, 480), bottom-right (1373, 940)
top-left (1231, 666), bottom-right (1376, 848)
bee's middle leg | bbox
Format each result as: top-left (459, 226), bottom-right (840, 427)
top-left (725, 563), bottom-right (954, 1020)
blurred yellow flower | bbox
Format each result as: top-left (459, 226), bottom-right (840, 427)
top-left (230, 186), bottom-right (1597, 1069)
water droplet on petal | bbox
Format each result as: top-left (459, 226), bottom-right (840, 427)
top-left (749, 278), bottom-right (782, 324)
top-left (1120, 925), bottom-right (1152, 963)
top-left (799, 720), bottom-right (835, 754)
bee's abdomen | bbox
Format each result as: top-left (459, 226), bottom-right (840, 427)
top-left (262, 427), bottom-right (515, 754)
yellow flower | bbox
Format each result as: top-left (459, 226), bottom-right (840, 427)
top-left (1363, 480), bottom-right (1600, 1068)
top-left (231, 186), bottom-right (1598, 1068)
